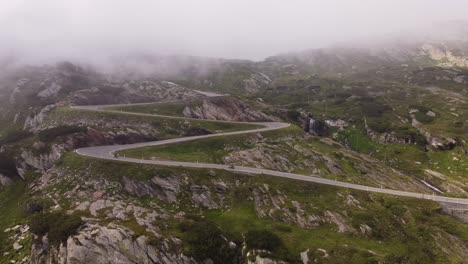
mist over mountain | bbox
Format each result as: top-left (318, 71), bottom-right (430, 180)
top-left (2, 0), bottom-right (468, 65)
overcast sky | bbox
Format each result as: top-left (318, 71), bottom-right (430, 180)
top-left (1, 0), bottom-right (467, 63)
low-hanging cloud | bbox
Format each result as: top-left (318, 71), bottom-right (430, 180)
top-left (1, 0), bottom-right (468, 65)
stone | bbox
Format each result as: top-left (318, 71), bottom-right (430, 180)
top-left (30, 224), bottom-right (198, 264)
top-left (92, 191), bottom-right (105, 200)
top-left (300, 249), bottom-right (310, 264)
top-left (182, 96), bottom-right (272, 122)
top-left (75, 201), bottom-right (91, 211)
top-left (89, 200), bottom-right (114, 216)
top-left (13, 242), bottom-right (23, 250)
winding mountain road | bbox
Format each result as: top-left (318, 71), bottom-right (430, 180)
top-left (73, 103), bottom-right (468, 206)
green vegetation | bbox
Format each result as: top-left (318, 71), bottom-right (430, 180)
top-left (30, 211), bottom-right (83, 245)
top-left (117, 125), bottom-right (407, 190)
top-left (0, 182), bottom-right (30, 263)
top-left (106, 101), bottom-right (202, 117)
top-left (244, 230), bottom-right (293, 261)
top-left (0, 153), bottom-right (19, 176)
top-left (118, 125), bottom-right (301, 162)
top-left (178, 218), bottom-right (240, 263)
top-left (0, 128), bottom-right (32, 145)
top-left (38, 125), bottom-right (86, 142)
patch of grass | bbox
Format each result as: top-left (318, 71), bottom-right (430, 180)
top-left (414, 111), bottom-right (435, 124)
top-left (106, 101), bottom-right (202, 117)
top-left (118, 125), bottom-right (301, 162)
top-left (337, 128), bottom-right (378, 154)
top-left (427, 147), bottom-right (468, 180)
top-left (0, 129), bottom-right (32, 145)
top-left (0, 181), bottom-right (28, 259)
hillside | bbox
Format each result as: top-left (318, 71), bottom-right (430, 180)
top-left (0, 30), bottom-right (468, 263)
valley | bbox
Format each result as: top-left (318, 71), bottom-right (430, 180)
top-left (0, 23), bottom-right (468, 263)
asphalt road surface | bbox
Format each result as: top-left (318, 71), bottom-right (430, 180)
top-left (73, 103), bottom-right (468, 206)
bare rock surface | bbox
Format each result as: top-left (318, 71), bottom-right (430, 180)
top-left (31, 224), bottom-right (197, 264)
top-left (182, 96), bottom-right (273, 122)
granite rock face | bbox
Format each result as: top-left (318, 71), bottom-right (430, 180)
top-left (182, 96), bottom-right (273, 122)
top-left (31, 224), bottom-right (197, 264)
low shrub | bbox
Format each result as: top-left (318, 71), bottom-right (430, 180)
top-left (286, 110), bottom-right (301, 122)
top-left (30, 211), bottom-right (83, 245)
top-left (244, 229), bottom-right (282, 251)
top-left (414, 112), bottom-right (434, 124)
top-left (0, 154), bottom-right (18, 176)
top-left (178, 220), bottom-right (239, 263)
top-left (38, 125), bottom-right (86, 142)
top-left (0, 129), bottom-right (32, 144)
top-left (453, 121), bottom-right (464, 128)
top-left (360, 100), bottom-right (390, 117)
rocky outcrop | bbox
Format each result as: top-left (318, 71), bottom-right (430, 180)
top-left (252, 184), bottom-right (355, 232)
top-left (31, 224), bottom-right (197, 264)
top-left (0, 173), bottom-right (13, 188)
top-left (366, 130), bottom-right (411, 145)
top-left (37, 82), bottom-right (62, 99)
top-left (17, 125), bottom-right (160, 173)
top-left (123, 176), bottom-right (184, 204)
top-left (242, 72), bottom-right (272, 93)
top-left (325, 119), bottom-right (348, 131)
top-left (247, 254), bottom-right (287, 264)
top-left (69, 80), bottom-right (201, 106)
top-left (124, 176), bottom-right (227, 209)
top-left (305, 118), bottom-right (328, 136)
top-left (424, 132), bottom-right (457, 150)
top-left (224, 146), bottom-right (295, 173)
top-left (421, 43), bottom-right (468, 68)
top-left (24, 104), bottom-right (56, 131)
top-left (182, 96), bottom-right (273, 122)
top-left (19, 144), bottom-right (65, 172)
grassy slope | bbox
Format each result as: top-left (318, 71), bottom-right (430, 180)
top-left (117, 125), bottom-right (432, 191)
top-left (116, 122), bottom-right (291, 163)
top-left (0, 181), bottom-right (32, 264)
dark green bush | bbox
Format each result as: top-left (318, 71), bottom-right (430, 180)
top-left (244, 229), bottom-right (282, 251)
top-left (0, 129), bottom-right (32, 144)
top-left (453, 121), bottom-right (464, 128)
top-left (286, 110), bottom-right (301, 122)
top-left (409, 104), bottom-right (431, 114)
top-left (178, 220), bottom-right (239, 263)
top-left (273, 224), bottom-right (292, 233)
top-left (0, 154), bottom-right (18, 176)
top-left (394, 127), bottom-right (427, 146)
top-left (38, 126), bottom-right (86, 142)
top-left (367, 118), bottom-right (392, 133)
top-left (30, 211), bottom-right (83, 245)
top-left (360, 99), bottom-right (390, 117)
top-left (414, 112), bottom-right (434, 124)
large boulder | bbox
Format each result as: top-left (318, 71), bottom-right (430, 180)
top-left (182, 96), bottom-right (273, 122)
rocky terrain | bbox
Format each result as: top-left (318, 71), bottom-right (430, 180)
top-left (1, 25), bottom-right (468, 263)
top-left (182, 96), bottom-right (273, 122)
